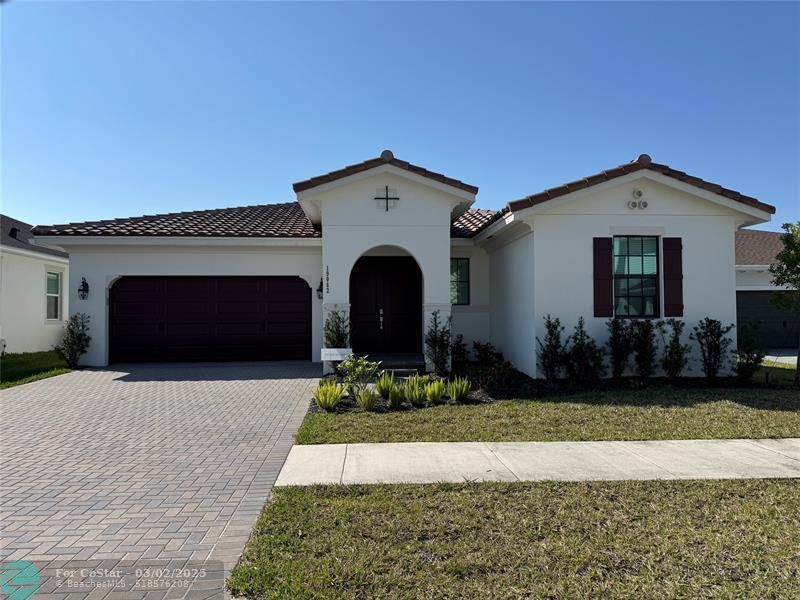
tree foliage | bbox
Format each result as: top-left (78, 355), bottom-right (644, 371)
top-left (768, 221), bottom-right (800, 383)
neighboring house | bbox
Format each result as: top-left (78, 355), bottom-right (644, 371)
top-left (735, 229), bottom-right (798, 348)
top-left (1, 215), bottom-right (69, 353)
top-left (32, 151), bottom-right (776, 377)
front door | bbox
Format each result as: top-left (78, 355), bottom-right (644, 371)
top-left (349, 256), bottom-right (422, 354)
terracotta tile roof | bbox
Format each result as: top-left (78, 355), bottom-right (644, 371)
top-left (2, 214), bottom-right (68, 258)
top-left (293, 150), bottom-right (479, 195)
top-left (450, 208), bottom-right (504, 238)
top-left (735, 229), bottom-right (784, 265)
top-left (507, 154), bottom-right (776, 215)
top-left (32, 202), bottom-right (321, 238)
top-left (32, 202), bottom-right (498, 239)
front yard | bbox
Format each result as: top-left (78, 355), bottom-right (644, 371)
top-left (0, 350), bottom-right (69, 389)
top-left (297, 383), bottom-right (800, 444)
top-left (229, 479), bottom-right (800, 599)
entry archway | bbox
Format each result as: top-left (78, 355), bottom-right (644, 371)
top-left (349, 247), bottom-right (423, 355)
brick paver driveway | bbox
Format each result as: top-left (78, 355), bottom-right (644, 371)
top-left (0, 362), bottom-right (319, 598)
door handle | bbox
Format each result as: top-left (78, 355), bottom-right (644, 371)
top-left (379, 308), bottom-right (384, 330)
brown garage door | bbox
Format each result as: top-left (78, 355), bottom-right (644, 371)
top-left (109, 276), bottom-right (311, 363)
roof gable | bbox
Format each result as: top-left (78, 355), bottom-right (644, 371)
top-left (735, 229), bottom-right (784, 265)
top-left (507, 154), bottom-right (775, 215)
top-left (2, 214), bottom-right (69, 258)
top-left (293, 150), bottom-right (479, 195)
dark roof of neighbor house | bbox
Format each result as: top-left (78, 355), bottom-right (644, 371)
top-left (32, 202), bottom-right (498, 239)
top-left (507, 154), bottom-right (776, 215)
top-left (735, 229), bottom-right (784, 265)
top-left (1, 214), bottom-right (69, 258)
top-left (293, 150), bottom-right (479, 195)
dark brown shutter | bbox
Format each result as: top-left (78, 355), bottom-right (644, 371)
top-left (663, 237), bottom-right (683, 317)
top-left (593, 238), bottom-right (613, 317)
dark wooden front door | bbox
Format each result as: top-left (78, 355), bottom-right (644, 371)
top-left (109, 276), bottom-right (311, 363)
top-left (349, 256), bottom-right (422, 354)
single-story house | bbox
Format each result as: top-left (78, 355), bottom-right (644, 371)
top-left (32, 151), bottom-right (777, 377)
top-left (735, 229), bottom-right (797, 348)
top-left (1, 215), bottom-right (70, 353)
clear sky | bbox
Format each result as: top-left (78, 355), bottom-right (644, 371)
top-left (3, 1), bottom-right (798, 230)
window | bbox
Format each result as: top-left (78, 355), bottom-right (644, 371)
top-left (46, 272), bottom-right (61, 320)
top-left (613, 236), bottom-right (659, 317)
top-left (450, 258), bottom-right (470, 305)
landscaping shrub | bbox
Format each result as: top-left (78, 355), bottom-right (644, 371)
top-left (375, 371), bottom-right (394, 399)
top-left (450, 334), bottom-right (469, 374)
top-left (425, 379), bottom-right (445, 404)
top-left (660, 319), bottom-right (691, 380)
top-left (336, 354), bottom-right (381, 397)
top-left (606, 318), bottom-right (633, 379)
top-left (691, 318), bottom-right (735, 380)
top-left (388, 384), bottom-right (405, 410)
top-left (424, 310), bottom-right (451, 376)
top-left (355, 387), bottom-right (378, 411)
top-left (323, 309), bottom-right (349, 348)
top-left (312, 379), bottom-right (345, 411)
top-left (536, 315), bottom-right (565, 381)
top-left (472, 341), bottom-right (503, 365)
top-left (564, 317), bottom-right (606, 384)
top-left (631, 320), bottom-right (659, 380)
top-left (55, 313), bottom-right (92, 368)
top-left (402, 375), bottom-right (427, 408)
top-left (736, 323), bottom-right (766, 383)
top-left (447, 376), bottom-right (471, 404)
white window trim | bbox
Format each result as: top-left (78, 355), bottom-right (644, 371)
top-left (45, 269), bottom-right (63, 322)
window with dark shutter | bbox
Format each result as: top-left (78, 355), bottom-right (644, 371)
top-left (662, 237), bottom-right (684, 317)
top-left (593, 238), bottom-right (613, 317)
top-left (613, 236), bottom-right (660, 318)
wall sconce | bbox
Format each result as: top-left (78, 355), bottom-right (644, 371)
top-left (78, 277), bottom-right (90, 300)
top-left (316, 278), bottom-right (324, 300)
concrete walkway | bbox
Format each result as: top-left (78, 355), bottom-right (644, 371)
top-left (276, 438), bottom-right (800, 486)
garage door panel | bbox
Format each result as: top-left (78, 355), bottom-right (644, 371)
top-left (737, 291), bottom-right (799, 348)
top-left (110, 276), bottom-right (310, 362)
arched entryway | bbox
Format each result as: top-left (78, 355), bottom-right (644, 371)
top-left (349, 252), bottom-right (423, 355)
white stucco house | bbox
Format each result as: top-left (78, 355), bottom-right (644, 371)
top-left (32, 151), bottom-right (778, 377)
top-left (1, 215), bottom-right (69, 354)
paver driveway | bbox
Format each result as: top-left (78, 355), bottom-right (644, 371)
top-left (0, 362), bottom-right (319, 598)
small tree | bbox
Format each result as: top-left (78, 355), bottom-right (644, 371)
top-left (323, 309), bottom-right (349, 348)
top-left (55, 313), bottom-right (92, 368)
top-left (690, 318), bottom-right (735, 380)
top-left (631, 320), bottom-right (659, 380)
top-left (768, 221), bottom-right (800, 383)
top-left (536, 314), bottom-right (565, 381)
top-left (660, 319), bottom-right (691, 380)
top-left (424, 310), bottom-right (451, 375)
top-left (606, 318), bottom-right (633, 379)
top-left (564, 317), bottom-right (606, 384)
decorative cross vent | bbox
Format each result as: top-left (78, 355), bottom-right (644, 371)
top-left (374, 185), bottom-right (399, 212)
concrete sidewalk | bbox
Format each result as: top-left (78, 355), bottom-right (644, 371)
top-left (275, 438), bottom-right (800, 486)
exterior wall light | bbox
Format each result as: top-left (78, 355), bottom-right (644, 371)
top-left (78, 277), bottom-right (90, 300)
top-left (316, 278), bottom-right (324, 300)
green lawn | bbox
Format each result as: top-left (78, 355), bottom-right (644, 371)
top-left (229, 479), bottom-right (800, 599)
top-left (297, 380), bottom-right (800, 444)
top-left (0, 351), bottom-right (70, 389)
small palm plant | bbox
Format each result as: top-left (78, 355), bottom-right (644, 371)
top-left (447, 376), bottom-right (471, 404)
top-left (375, 371), bottom-right (394, 399)
top-left (312, 379), bottom-right (345, 411)
top-left (425, 379), bottom-right (445, 404)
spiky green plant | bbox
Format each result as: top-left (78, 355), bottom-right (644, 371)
top-left (355, 387), bottom-right (377, 411)
top-left (447, 376), bottom-right (471, 404)
top-left (402, 376), bottom-right (426, 408)
top-left (312, 379), bottom-right (345, 411)
top-left (425, 379), bottom-right (445, 404)
top-left (388, 384), bottom-right (405, 410)
top-left (375, 371), bottom-right (394, 399)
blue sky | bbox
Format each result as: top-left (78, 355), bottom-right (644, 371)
top-left (3, 1), bottom-right (798, 230)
